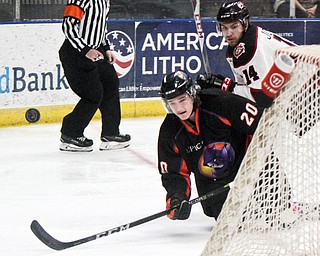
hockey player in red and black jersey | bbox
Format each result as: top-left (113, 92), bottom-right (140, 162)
top-left (197, 0), bottom-right (297, 108)
top-left (157, 70), bottom-right (280, 221)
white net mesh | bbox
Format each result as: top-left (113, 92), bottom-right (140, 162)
top-left (201, 45), bottom-right (320, 256)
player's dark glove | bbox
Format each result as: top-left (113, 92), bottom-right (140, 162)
top-left (196, 73), bottom-right (235, 92)
top-left (166, 197), bottom-right (192, 220)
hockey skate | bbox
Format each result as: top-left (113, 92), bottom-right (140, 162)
top-left (59, 134), bottom-right (93, 152)
top-left (99, 134), bottom-right (131, 150)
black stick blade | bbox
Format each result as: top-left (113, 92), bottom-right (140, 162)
top-left (31, 220), bottom-right (71, 250)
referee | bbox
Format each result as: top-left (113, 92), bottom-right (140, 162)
top-left (58, 0), bottom-right (130, 152)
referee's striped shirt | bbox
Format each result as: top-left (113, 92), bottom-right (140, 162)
top-left (62, 0), bottom-right (111, 55)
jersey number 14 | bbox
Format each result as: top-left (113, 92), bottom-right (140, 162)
top-left (243, 65), bottom-right (260, 85)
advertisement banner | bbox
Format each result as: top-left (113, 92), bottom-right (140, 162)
top-left (133, 19), bottom-right (230, 97)
top-left (107, 21), bottom-right (136, 98)
top-left (118, 18), bottom-right (319, 98)
top-left (252, 19), bottom-right (305, 45)
top-left (0, 19), bottom-right (319, 107)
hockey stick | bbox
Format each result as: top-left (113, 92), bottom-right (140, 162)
top-left (30, 183), bottom-right (231, 251)
top-left (190, 0), bottom-right (211, 75)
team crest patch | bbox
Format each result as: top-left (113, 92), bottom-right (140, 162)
top-left (233, 42), bottom-right (246, 59)
top-left (198, 142), bottom-right (235, 178)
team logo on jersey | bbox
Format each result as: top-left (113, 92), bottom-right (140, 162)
top-left (107, 30), bottom-right (135, 78)
top-left (198, 142), bottom-right (235, 178)
top-left (233, 42), bottom-right (245, 59)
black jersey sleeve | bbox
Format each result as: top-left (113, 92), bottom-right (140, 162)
top-left (199, 88), bottom-right (264, 135)
top-left (157, 115), bottom-right (191, 201)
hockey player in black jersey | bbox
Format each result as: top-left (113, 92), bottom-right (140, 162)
top-left (157, 70), bottom-right (277, 221)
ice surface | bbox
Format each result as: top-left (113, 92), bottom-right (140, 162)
top-left (0, 118), bottom-right (215, 256)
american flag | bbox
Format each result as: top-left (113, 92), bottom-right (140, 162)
top-left (107, 30), bottom-right (135, 78)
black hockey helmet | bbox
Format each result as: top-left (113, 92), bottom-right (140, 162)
top-left (217, 1), bottom-right (249, 28)
top-left (160, 70), bottom-right (198, 113)
top-left (160, 70), bottom-right (194, 100)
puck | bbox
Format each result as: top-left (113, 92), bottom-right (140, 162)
top-left (25, 108), bottom-right (40, 123)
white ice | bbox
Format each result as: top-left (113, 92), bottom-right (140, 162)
top-left (0, 117), bottom-right (215, 256)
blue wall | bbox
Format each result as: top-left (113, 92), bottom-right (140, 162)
top-left (2, 18), bottom-right (318, 99)
top-left (109, 18), bottom-right (320, 99)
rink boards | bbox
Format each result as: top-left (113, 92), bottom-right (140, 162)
top-left (0, 18), bottom-right (319, 126)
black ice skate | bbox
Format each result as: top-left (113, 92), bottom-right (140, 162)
top-left (59, 134), bottom-right (93, 152)
top-left (99, 134), bottom-right (131, 150)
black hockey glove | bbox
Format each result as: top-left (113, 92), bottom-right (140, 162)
top-left (166, 197), bottom-right (192, 220)
top-left (196, 73), bottom-right (235, 92)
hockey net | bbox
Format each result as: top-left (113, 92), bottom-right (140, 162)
top-left (202, 45), bottom-right (320, 256)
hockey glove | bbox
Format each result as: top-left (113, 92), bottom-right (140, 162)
top-left (166, 197), bottom-right (192, 220)
top-left (196, 73), bottom-right (235, 91)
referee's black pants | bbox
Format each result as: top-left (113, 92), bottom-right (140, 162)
top-left (59, 40), bottom-right (121, 138)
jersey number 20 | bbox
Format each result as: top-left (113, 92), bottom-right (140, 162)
top-left (241, 103), bottom-right (258, 126)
